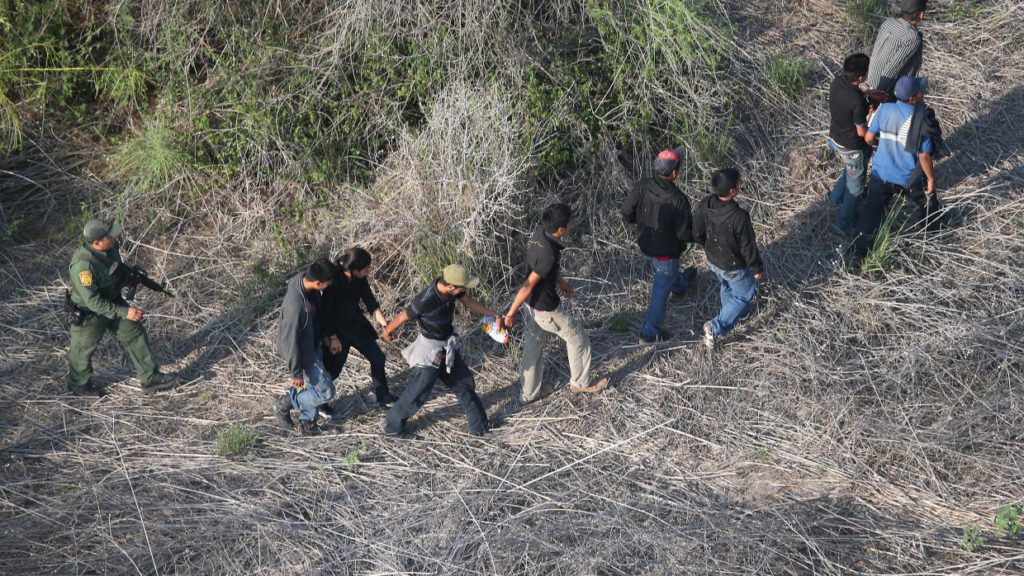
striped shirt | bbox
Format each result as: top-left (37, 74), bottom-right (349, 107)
top-left (866, 17), bottom-right (923, 94)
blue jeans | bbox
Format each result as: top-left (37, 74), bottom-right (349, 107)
top-left (640, 257), bottom-right (694, 338)
top-left (828, 143), bottom-right (871, 234)
top-left (288, 349), bottom-right (336, 422)
top-left (707, 263), bottom-right (756, 336)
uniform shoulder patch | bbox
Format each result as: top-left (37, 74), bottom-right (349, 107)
top-left (79, 270), bottom-right (93, 287)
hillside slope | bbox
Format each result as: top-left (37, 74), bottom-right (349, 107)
top-left (2, 1), bottom-right (1023, 574)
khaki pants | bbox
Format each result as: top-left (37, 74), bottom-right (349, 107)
top-left (520, 306), bottom-right (592, 401)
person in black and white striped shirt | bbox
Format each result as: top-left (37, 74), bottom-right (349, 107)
top-left (866, 0), bottom-right (926, 95)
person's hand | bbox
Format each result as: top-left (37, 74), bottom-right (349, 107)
top-left (495, 315), bottom-right (505, 332)
top-left (126, 307), bottom-right (144, 322)
top-left (381, 328), bottom-right (393, 343)
top-left (559, 279), bottom-right (574, 299)
top-left (328, 336), bottom-right (343, 354)
top-left (291, 378), bottom-right (304, 388)
top-left (754, 272), bottom-right (767, 280)
top-left (925, 179), bottom-right (935, 195)
top-left (503, 312), bottom-right (515, 329)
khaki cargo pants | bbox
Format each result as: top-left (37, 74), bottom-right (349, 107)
top-left (520, 306), bottom-right (592, 402)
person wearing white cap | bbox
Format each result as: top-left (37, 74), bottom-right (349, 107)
top-left (380, 264), bottom-right (504, 436)
top-left (66, 219), bottom-right (179, 396)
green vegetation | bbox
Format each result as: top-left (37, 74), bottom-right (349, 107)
top-left (994, 505), bottom-right (1023, 539)
top-left (0, 0), bottom-right (146, 149)
top-left (767, 56), bottom-right (811, 97)
top-left (607, 312), bottom-right (631, 333)
top-left (961, 505), bottom-right (1021, 552)
top-left (860, 201), bottom-right (906, 276)
top-left (948, 1), bottom-right (986, 22)
top-left (216, 423), bottom-right (258, 460)
top-left (962, 524), bottom-right (985, 552)
top-left (343, 450), bottom-right (361, 473)
top-left (110, 124), bottom-right (191, 195)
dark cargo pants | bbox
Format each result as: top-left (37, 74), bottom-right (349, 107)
top-left (383, 351), bottom-right (488, 436)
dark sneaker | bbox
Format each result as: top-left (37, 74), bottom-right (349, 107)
top-left (638, 330), bottom-right (673, 345)
top-left (67, 383), bottom-right (104, 397)
top-left (299, 419), bottom-right (320, 436)
top-left (374, 389), bottom-right (398, 408)
top-left (271, 394), bottom-right (294, 430)
top-left (141, 372), bottom-right (179, 395)
top-left (703, 321), bottom-right (715, 350)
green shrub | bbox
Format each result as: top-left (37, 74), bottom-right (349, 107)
top-left (860, 200), bottom-right (906, 276)
top-left (110, 124), bottom-right (191, 195)
top-left (767, 56), bottom-right (811, 97)
top-left (216, 423), bottom-right (258, 460)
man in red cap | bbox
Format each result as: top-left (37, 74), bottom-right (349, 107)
top-left (620, 147), bottom-right (695, 344)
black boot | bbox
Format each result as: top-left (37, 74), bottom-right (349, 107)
top-left (141, 372), bottom-right (179, 395)
top-left (67, 382), bottom-right (104, 397)
top-left (299, 419), bottom-right (320, 436)
top-left (374, 388), bottom-right (398, 408)
top-left (270, 394), bottom-right (294, 430)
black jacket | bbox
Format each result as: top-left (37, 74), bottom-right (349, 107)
top-left (321, 272), bottom-right (379, 344)
top-left (620, 176), bottom-right (693, 258)
top-left (693, 195), bottom-right (764, 275)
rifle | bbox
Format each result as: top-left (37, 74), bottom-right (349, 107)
top-left (109, 262), bottom-right (175, 300)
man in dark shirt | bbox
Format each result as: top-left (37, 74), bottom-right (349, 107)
top-left (693, 169), bottom-right (766, 350)
top-left (380, 264), bottom-right (504, 436)
top-left (620, 147), bottom-right (695, 343)
top-left (827, 53), bottom-right (872, 235)
top-left (504, 203), bottom-right (608, 404)
top-left (321, 247), bottom-right (396, 407)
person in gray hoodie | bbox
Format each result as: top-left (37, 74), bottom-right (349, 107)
top-left (270, 259), bottom-right (337, 435)
top-left (692, 168), bottom-right (766, 350)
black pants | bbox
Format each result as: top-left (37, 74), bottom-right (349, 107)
top-left (851, 174), bottom-right (942, 259)
top-left (322, 337), bottom-right (390, 398)
top-left (383, 351), bottom-right (488, 436)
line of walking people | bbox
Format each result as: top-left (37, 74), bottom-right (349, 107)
top-left (270, 157), bottom-right (767, 436)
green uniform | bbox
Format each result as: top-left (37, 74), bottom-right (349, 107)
top-left (67, 243), bottom-right (157, 389)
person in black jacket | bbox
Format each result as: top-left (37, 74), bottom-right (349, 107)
top-left (321, 247), bottom-right (397, 409)
top-left (692, 168), bottom-right (766, 350)
top-left (621, 147), bottom-right (695, 344)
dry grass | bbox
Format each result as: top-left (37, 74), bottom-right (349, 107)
top-left (2, 0), bottom-right (1024, 574)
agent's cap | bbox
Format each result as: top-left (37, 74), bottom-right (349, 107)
top-left (894, 76), bottom-right (928, 101)
top-left (82, 219), bottom-right (123, 242)
top-left (442, 264), bottom-right (480, 289)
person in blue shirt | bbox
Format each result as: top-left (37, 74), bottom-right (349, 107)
top-left (849, 75), bottom-right (938, 262)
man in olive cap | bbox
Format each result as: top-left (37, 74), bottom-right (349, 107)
top-left (380, 264), bottom-right (504, 436)
top-left (67, 219), bottom-right (179, 396)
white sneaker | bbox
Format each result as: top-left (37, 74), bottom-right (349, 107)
top-left (703, 321), bottom-right (715, 350)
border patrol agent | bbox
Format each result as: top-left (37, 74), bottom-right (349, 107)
top-left (67, 219), bottom-right (179, 396)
